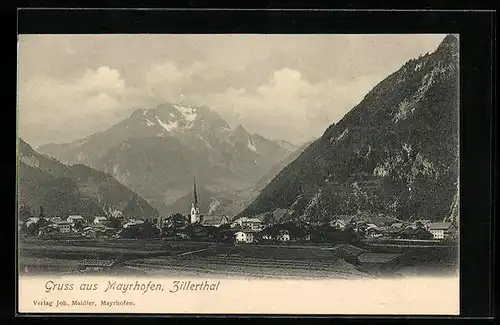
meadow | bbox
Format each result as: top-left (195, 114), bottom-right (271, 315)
top-left (18, 238), bottom-right (458, 278)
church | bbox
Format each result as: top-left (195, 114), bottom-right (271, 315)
top-left (190, 177), bottom-right (201, 224)
top-left (189, 177), bottom-right (229, 227)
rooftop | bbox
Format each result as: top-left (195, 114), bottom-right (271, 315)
top-left (428, 222), bottom-right (453, 230)
top-left (201, 215), bottom-right (228, 226)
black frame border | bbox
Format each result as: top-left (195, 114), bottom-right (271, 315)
top-left (3, 8), bottom-right (496, 320)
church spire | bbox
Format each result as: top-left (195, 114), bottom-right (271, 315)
top-left (193, 177), bottom-right (198, 206)
top-left (190, 177), bottom-right (200, 224)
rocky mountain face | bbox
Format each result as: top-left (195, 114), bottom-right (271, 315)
top-left (18, 139), bottom-right (159, 220)
top-left (239, 35), bottom-right (459, 223)
top-left (255, 139), bottom-right (315, 191)
top-left (38, 103), bottom-right (294, 214)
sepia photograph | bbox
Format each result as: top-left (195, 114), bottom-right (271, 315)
top-left (16, 33), bottom-right (460, 314)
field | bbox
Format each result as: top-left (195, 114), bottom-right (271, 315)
top-left (123, 244), bottom-right (371, 279)
top-left (18, 238), bottom-right (458, 278)
top-left (18, 238), bottom-right (215, 274)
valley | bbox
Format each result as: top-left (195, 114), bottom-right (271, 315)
top-left (17, 35), bottom-right (460, 280)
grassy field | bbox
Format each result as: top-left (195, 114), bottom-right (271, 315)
top-left (18, 238), bottom-right (458, 278)
top-left (18, 238), bottom-right (216, 274)
top-left (121, 244), bottom-right (372, 279)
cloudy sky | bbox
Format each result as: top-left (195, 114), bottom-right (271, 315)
top-left (17, 34), bottom-right (446, 148)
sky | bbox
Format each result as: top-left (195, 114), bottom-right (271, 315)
top-left (17, 34), bottom-right (446, 148)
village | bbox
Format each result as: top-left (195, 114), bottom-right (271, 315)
top-left (19, 208), bottom-right (458, 245)
top-left (17, 182), bottom-right (459, 277)
top-left (20, 179), bottom-right (458, 245)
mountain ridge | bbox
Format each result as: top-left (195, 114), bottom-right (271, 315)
top-left (37, 102), bottom-right (296, 214)
top-left (238, 34), bottom-right (459, 223)
top-left (18, 138), bottom-right (159, 220)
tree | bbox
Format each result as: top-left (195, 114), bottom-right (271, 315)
top-left (26, 218), bottom-right (50, 237)
top-left (38, 206), bottom-right (45, 219)
top-left (120, 223), bottom-right (159, 239)
top-left (108, 216), bottom-right (122, 229)
top-left (263, 212), bottom-right (274, 225)
top-left (413, 228), bottom-right (433, 240)
top-left (73, 220), bottom-right (86, 231)
top-left (310, 223), bottom-right (357, 244)
top-left (169, 213), bottom-right (188, 229)
top-left (280, 222), bottom-right (307, 239)
top-left (203, 226), bottom-right (222, 241)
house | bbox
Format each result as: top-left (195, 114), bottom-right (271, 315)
top-left (277, 230), bottom-right (290, 242)
top-left (25, 217), bottom-right (39, 227)
top-left (37, 225), bottom-right (59, 237)
top-left (200, 215), bottom-right (229, 227)
top-left (365, 227), bottom-right (384, 238)
top-left (390, 222), bottom-right (404, 229)
top-left (48, 217), bottom-right (63, 224)
top-left (156, 217), bottom-right (164, 230)
top-left (329, 215), bottom-right (355, 229)
top-left (67, 215), bottom-right (85, 224)
top-left (93, 216), bottom-right (108, 224)
top-left (261, 233), bottom-right (274, 240)
top-left (82, 224), bottom-right (115, 238)
top-left (231, 217), bottom-right (263, 231)
top-left (55, 221), bottom-right (72, 233)
top-left (428, 222), bottom-right (457, 239)
top-left (329, 219), bottom-right (347, 230)
top-left (412, 219), bottom-right (431, 230)
top-left (366, 223), bottom-right (379, 230)
top-left (123, 219), bottom-right (145, 228)
top-left (234, 231), bottom-right (254, 243)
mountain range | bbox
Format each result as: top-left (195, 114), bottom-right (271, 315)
top-left (38, 103), bottom-right (296, 214)
top-left (239, 35), bottom-right (459, 223)
top-left (21, 35), bottom-right (459, 225)
top-left (18, 139), bottom-right (158, 221)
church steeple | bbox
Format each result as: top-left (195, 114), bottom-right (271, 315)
top-left (190, 176), bottom-right (200, 223)
top-left (193, 177), bottom-right (198, 206)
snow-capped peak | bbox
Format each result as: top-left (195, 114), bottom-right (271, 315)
top-left (155, 115), bottom-right (178, 132)
top-left (173, 103), bottom-right (197, 122)
top-left (247, 139), bottom-right (257, 152)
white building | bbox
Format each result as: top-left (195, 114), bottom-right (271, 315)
top-left (231, 217), bottom-right (263, 231)
top-left (93, 216), bottom-right (108, 224)
top-left (25, 217), bottom-right (39, 227)
top-left (329, 219), bottom-right (347, 230)
top-left (48, 217), bottom-right (63, 223)
top-left (235, 231), bottom-right (254, 243)
top-left (56, 221), bottom-right (72, 233)
top-left (277, 230), bottom-right (290, 242)
top-left (67, 215), bottom-right (85, 223)
top-left (123, 219), bottom-right (145, 228)
top-left (428, 222), bottom-right (457, 239)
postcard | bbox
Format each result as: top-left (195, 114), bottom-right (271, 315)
top-left (17, 33), bottom-right (460, 315)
